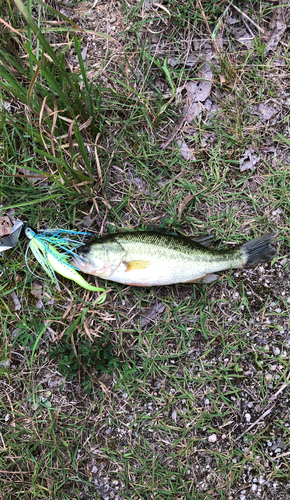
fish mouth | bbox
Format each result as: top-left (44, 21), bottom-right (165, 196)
top-left (73, 255), bottom-right (88, 270)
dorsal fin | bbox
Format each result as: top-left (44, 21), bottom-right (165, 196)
top-left (190, 234), bottom-right (215, 248)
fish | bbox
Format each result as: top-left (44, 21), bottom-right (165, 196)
top-left (73, 231), bottom-right (276, 287)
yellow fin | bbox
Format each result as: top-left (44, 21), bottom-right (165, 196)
top-left (125, 260), bottom-right (151, 272)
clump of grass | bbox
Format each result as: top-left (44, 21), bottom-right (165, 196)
top-left (49, 330), bottom-right (121, 393)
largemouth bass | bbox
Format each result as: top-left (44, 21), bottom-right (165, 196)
top-left (73, 231), bottom-right (276, 287)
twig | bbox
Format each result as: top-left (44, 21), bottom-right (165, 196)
top-left (256, 370), bottom-right (290, 412)
top-left (197, 0), bottom-right (221, 55)
top-left (231, 3), bottom-right (264, 34)
top-left (273, 450), bottom-right (290, 461)
top-left (236, 403), bottom-right (275, 441)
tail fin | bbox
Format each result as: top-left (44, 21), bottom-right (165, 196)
top-left (242, 233), bottom-right (276, 267)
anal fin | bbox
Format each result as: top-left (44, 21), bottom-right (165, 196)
top-left (185, 273), bottom-right (220, 284)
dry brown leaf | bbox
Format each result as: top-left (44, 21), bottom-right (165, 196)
top-left (184, 102), bottom-right (200, 122)
top-left (265, 6), bottom-right (290, 54)
top-left (178, 194), bottom-right (194, 220)
top-left (10, 291), bottom-right (21, 311)
top-left (239, 147), bottom-right (260, 172)
top-left (195, 80), bottom-right (212, 102)
top-left (161, 57), bottom-right (213, 150)
top-left (183, 63), bottom-right (212, 122)
top-left (0, 216), bottom-right (12, 237)
top-left (257, 102), bottom-right (279, 121)
top-left (177, 140), bottom-right (196, 161)
top-left (41, 369), bottom-right (66, 389)
top-left (233, 27), bottom-right (254, 48)
top-left (31, 282), bottom-right (43, 300)
top-left (169, 55), bottom-right (198, 68)
top-left (138, 300), bottom-right (165, 328)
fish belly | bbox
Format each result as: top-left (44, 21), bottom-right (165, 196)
top-left (107, 258), bottom-right (232, 286)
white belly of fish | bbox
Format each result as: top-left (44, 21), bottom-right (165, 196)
top-left (106, 258), bottom-right (239, 286)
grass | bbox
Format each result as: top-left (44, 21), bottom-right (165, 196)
top-left (1, 0), bottom-right (290, 498)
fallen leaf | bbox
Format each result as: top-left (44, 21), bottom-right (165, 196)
top-left (272, 437), bottom-right (287, 451)
top-left (185, 54), bottom-right (198, 67)
top-left (265, 6), bottom-right (290, 54)
top-left (219, 74), bottom-right (226, 86)
top-left (177, 140), bottom-right (196, 161)
top-left (226, 15), bottom-right (239, 25)
top-left (195, 80), bottom-right (212, 102)
top-left (41, 369), bottom-right (66, 389)
top-left (0, 216), bottom-right (12, 237)
top-left (257, 102), bottom-right (279, 121)
top-left (186, 81), bottom-right (198, 99)
top-left (168, 58), bottom-right (181, 67)
top-left (31, 282), bottom-right (43, 300)
top-left (215, 30), bottom-right (224, 51)
top-left (233, 27), bottom-right (254, 48)
top-left (239, 147), bottom-right (260, 172)
top-left (81, 46), bottom-right (88, 61)
top-left (10, 291), bottom-right (21, 311)
top-left (183, 63), bottom-right (212, 123)
top-left (184, 101), bottom-right (200, 122)
top-left (138, 300), bottom-right (165, 328)
top-left (168, 55), bottom-right (198, 68)
top-left (178, 194), bottom-right (194, 220)
top-left (161, 56), bottom-right (213, 149)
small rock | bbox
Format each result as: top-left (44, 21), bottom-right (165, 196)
top-left (245, 413), bottom-right (251, 422)
top-left (172, 410), bottom-right (177, 422)
top-left (208, 434), bottom-right (217, 443)
top-left (0, 359), bottom-right (10, 368)
top-left (273, 347), bottom-right (280, 356)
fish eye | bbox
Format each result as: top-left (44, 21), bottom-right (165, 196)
top-left (78, 245), bottom-right (90, 254)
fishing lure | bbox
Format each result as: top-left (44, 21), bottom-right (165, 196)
top-left (25, 227), bottom-right (106, 303)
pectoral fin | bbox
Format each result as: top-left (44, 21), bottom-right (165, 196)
top-left (125, 260), bottom-right (151, 272)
